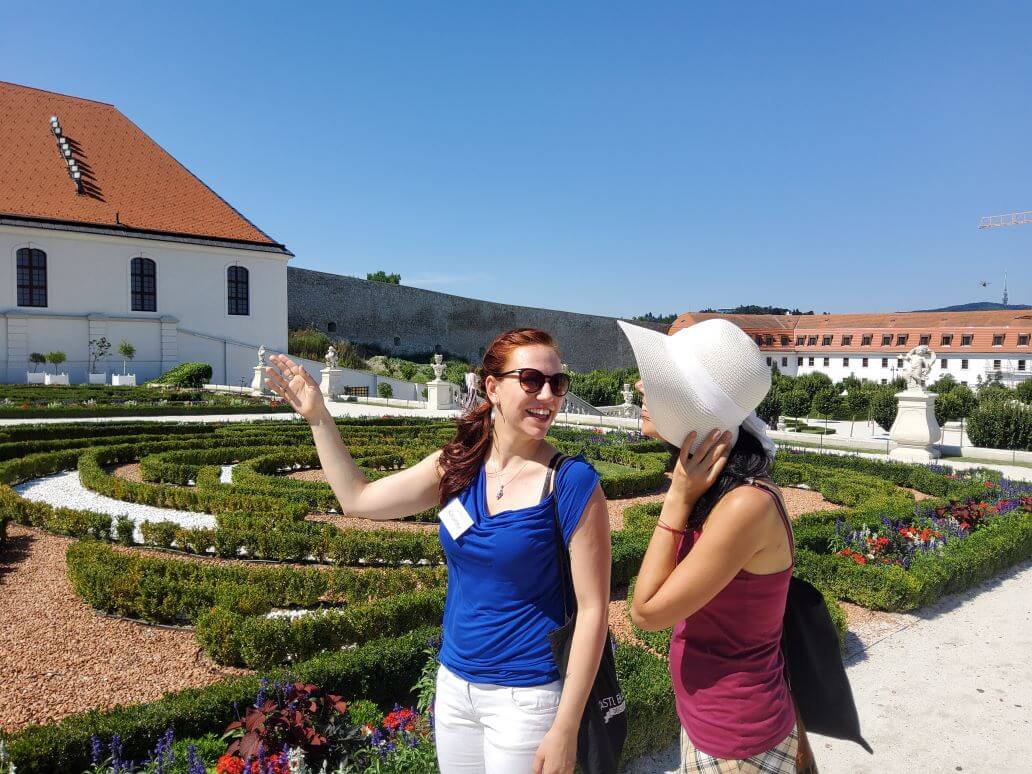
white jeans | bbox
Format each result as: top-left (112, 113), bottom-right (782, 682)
top-left (434, 663), bottom-right (562, 773)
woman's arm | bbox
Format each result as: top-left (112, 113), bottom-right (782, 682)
top-left (631, 429), bottom-right (766, 632)
top-left (534, 484), bottom-right (611, 774)
top-left (266, 354), bottom-right (442, 520)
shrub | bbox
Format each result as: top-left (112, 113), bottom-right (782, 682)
top-left (809, 386), bottom-right (842, 419)
top-left (117, 341), bottom-right (136, 374)
top-left (149, 362), bottom-right (213, 388)
top-left (869, 387), bottom-right (898, 432)
top-left (28, 352), bottom-right (46, 372)
top-left (289, 328), bottom-right (332, 361)
top-left (377, 382), bottom-right (393, 399)
top-left (966, 399), bottom-right (1032, 451)
top-left (935, 386), bottom-right (975, 425)
top-left (780, 389), bottom-right (811, 418)
top-left (1016, 379), bottom-right (1032, 406)
top-left (45, 351), bottom-right (67, 370)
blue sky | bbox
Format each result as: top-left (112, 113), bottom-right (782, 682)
top-left (3, 2), bottom-right (1030, 317)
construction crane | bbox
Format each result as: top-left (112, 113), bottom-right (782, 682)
top-left (979, 211), bottom-right (1029, 305)
top-left (979, 210), bottom-right (1032, 229)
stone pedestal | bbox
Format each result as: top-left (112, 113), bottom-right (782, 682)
top-left (250, 365), bottom-right (267, 396)
top-left (888, 389), bottom-right (942, 463)
top-left (426, 380), bottom-right (457, 410)
top-left (320, 367), bottom-right (344, 398)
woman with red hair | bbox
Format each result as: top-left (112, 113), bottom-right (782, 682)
top-left (266, 329), bottom-right (611, 774)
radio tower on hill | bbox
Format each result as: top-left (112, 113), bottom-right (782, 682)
top-left (978, 210), bottom-right (1029, 306)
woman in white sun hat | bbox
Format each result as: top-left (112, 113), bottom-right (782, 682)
top-left (620, 318), bottom-right (810, 774)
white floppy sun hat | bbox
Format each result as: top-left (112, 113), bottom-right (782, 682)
top-left (617, 318), bottom-right (775, 455)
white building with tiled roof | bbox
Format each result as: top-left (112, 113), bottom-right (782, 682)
top-left (671, 311), bottom-right (1032, 387)
top-left (0, 81), bottom-right (291, 385)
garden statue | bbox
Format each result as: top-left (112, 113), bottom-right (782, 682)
top-left (901, 345), bottom-right (935, 391)
top-left (431, 353), bottom-right (446, 381)
top-left (325, 345), bottom-right (339, 370)
top-left (621, 383), bottom-right (634, 406)
top-left (889, 344), bottom-right (942, 462)
top-left (257, 344), bottom-right (267, 366)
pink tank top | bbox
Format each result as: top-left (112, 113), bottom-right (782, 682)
top-left (668, 480), bottom-right (796, 759)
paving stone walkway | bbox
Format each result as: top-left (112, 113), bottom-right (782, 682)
top-left (625, 558), bottom-right (1032, 773)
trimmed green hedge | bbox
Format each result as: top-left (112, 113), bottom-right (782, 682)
top-left (148, 362), bottom-right (213, 388)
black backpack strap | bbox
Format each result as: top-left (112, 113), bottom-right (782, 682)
top-left (544, 454), bottom-right (575, 622)
top-left (540, 451), bottom-right (564, 500)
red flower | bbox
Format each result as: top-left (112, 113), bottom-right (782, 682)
top-left (217, 755), bottom-right (245, 774)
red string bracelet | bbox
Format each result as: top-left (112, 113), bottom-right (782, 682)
top-left (655, 519), bottom-right (686, 535)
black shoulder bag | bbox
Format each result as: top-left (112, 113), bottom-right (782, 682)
top-left (747, 479), bottom-right (872, 760)
top-left (543, 453), bottom-right (627, 774)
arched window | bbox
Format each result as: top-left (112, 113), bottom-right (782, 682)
top-left (16, 248), bottom-right (47, 307)
top-left (130, 257), bottom-right (157, 311)
top-left (227, 265), bottom-right (249, 315)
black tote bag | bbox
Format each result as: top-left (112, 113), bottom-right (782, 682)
top-left (782, 575), bottom-right (872, 754)
top-left (545, 455), bottom-right (627, 774)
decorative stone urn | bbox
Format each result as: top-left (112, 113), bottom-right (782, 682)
top-left (319, 345), bottom-right (344, 397)
top-left (888, 345), bottom-right (942, 462)
top-left (426, 354), bottom-right (458, 410)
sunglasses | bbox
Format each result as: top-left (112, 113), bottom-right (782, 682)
top-left (495, 368), bottom-right (571, 397)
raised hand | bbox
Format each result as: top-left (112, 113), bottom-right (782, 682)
top-left (265, 354), bottom-right (328, 423)
top-left (670, 429), bottom-right (733, 507)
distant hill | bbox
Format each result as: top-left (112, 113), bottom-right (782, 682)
top-left (911, 302), bottom-right (1032, 312)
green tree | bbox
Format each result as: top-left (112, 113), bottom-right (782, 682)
top-left (929, 374), bottom-right (959, 394)
top-left (367, 271), bottom-right (401, 284)
top-left (934, 383), bottom-right (976, 424)
top-left (755, 390), bottom-right (781, 427)
top-left (795, 372), bottom-right (834, 401)
top-left (118, 341), bottom-right (136, 375)
top-left (377, 382), bottom-right (394, 400)
top-left (869, 388), bottom-right (899, 432)
top-left (809, 387), bottom-right (842, 419)
top-left (45, 351), bottom-right (67, 373)
top-left (88, 337), bottom-right (112, 373)
top-left (28, 352), bottom-right (46, 373)
top-left (780, 389), bottom-right (811, 418)
top-left (1017, 379), bottom-right (1032, 405)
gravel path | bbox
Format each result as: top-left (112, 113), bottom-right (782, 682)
top-left (14, 471), bottom-right (216, 537)
top-left (0, 524), bottom-right (245, 732)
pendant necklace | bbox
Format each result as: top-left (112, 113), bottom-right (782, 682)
top-left (487, 458), bottom-right (531, 500)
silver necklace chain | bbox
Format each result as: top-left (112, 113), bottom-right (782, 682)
top-left (486, 457), bottom-right (532, 500)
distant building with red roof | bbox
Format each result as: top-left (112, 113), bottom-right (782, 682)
top-left (670, 310), bottom-right (1032, 387)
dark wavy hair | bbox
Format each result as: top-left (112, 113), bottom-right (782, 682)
top-left (438, 328), bottom-right (560, 505)
top-left (686, 426), bottom-right (772, 531)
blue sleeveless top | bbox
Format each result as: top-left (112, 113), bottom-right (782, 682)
top-left (438, 455), bottom-right (601, 686)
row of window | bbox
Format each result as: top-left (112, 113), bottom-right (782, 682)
top-left (755, 332), bottom-right (1031, 348)
top-left (16, 248), bottom-right (250, 315)
top-left (765, 355), bottom-right (1028, 371)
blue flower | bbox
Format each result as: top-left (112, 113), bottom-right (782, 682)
top-left (90, 735), bottom-right (103, 766)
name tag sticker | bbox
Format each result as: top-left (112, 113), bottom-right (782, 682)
top-left (439, 498), bottom-right (474, 540)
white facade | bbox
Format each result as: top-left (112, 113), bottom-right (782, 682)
top-left (2, 223), bottom-right (289, 385)
top-left (764, 350), bottom-right (1030, 386)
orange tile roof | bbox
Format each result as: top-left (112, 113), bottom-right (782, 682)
top-left (670, 310), bottom-right (1032, 355)
top-left (0, 82), bottom-right (286, 250)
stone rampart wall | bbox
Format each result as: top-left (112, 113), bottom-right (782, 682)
top-left (287, 268), bottom-right (654, 370)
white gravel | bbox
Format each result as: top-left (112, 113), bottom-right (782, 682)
top-left (220, 464), bottom-right (234, 484)
top-left (13, 471), bottom-right (216, 540)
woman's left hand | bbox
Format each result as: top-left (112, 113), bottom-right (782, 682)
top-left (670, 429), bottom-right (733, 506)
top-left (532, 724), bottom-right (577, 774)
